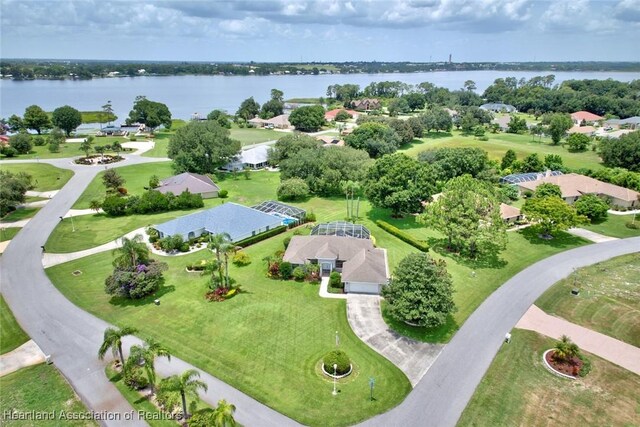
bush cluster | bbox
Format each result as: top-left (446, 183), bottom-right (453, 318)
top-left (323, 350), bottom-right (351, 376)
top-left (104, 261), bottom-right (168, 299)
top-left (232, 251), bottom-right (251, 266)
top-left (102, 190), bottom-right (204, 217)
top-left (375, 220), bottom-right (430, 252)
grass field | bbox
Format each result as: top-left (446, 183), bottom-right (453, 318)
top-left (536, 253), bottom-right (640, 347)
top-left (0, 227), bottom-right (21, 242)
top-left (0, 163), bottom-right (74, 192)
top-left (458, 329), bottom-right (640, 426)
top-left (46, 231), bottom-right (411, 427)
top-left (1, 207), bottom-right (38, 223)
top-left (0, 138), bottom-right (130, 160)
top-left (0, 294), bottom-right (29, 354)
top-left (0, 364), bottom-right (97, 426)
top-left (399, 130), bottom-right (604, 171)
top-left (582, 214), bottom-right (640, 238)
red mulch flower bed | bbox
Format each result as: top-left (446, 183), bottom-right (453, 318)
top-left (546, 350), bottom-right (583, 377)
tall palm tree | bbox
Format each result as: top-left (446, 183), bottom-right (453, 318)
top-left (98, 326), bottom-right (138, 373)
top-left (219, 241), bottom-right (238, 287)
top-left (208, 233), bottom-right (231, 285)
top-left (112, 234), bottom-right (149, 269)
top-left (213, 399), bottom-right (237, 427)
top-left (160, 369), bottom-right (208, 420)
top-left (127, 338), bottom-right (171, 391)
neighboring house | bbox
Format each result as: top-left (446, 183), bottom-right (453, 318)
top-left (517, 173), bottom-right (640, 208)
top-left (283, 235), bottom-right (389, 294)
top-left (500, 171), bottom-right (564, 185)
top-left (224, 145), bottom-right (270, 171)
top-left (154, 202), bottom-right (283, 242)
top-left (570, 111), bottom-right (604, 125)
top-left (97, 126), bottom-right (127, 136)
top-left (500, 203), bottom-right (523, 224)
top-left (316, 135), bottom-right (344, 147)
top-left (480, 103), bottom-right (516, 113)
top-left (567, 125), bottom-right (596, 135)
top-left (351, 99), bottom-right (381, 111)
top-left (156, 172), bottom-right (220, 198)
top-left (491, 115), bottom-right (512, 131)
top-left (324, 109), bottom-right (359, 121)
top-left (248, 117), bottom-right (267, 128)
top-left (0, 135), bottom-right (9, 147)
top-left (604, 116), bottom-right (640, 130)
top-left (264, 114), bottom-right (291, 129)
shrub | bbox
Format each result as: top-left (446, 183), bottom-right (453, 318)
top-left (186, 260), bottom-right (209, 271)
top-left (9, 133), bottom-right (32, 154)
top-left (33, 136), bottom-right (46, 146)
top-left (102, 195), bottom-right (128, 216)
top-left (329, 271), bottom-right (342, 288)
top-left (279, 261), bottom-right (293, 279)
top-left (235, 225), bottom-right (287, 248)
top-left (375, 220), bottom-right (429, 252)
top-left (277, 178), bottom-right (310, 201)
top-left (104, 261), bottom-right (168, 299)
top-left (625, 219), bottom-right (640, 230)
top-left (179, 243), bottom-right (190, 252)
top-left (1, 146), bottom-right (18, 157)
top-left (123, 367), bottom-right (149, 390)
top-left (218, 189), bottom-right (228, 198)
top-left (232, 251), bottom-right (251, 266)
top-left (305, 211), bottom-right (316, 222)
top-left (129, 136), bottom-right (137, 142)
top-left (267, 261), bottom-right (280, 277)
top-left (323, 350), bottom-right (351, 375)
top-left (575, 194), bottom-right (609, 221)
top-left (306, 263), bottom-right (320, 282)
top-left (283, 236), bottom-right (292, 249)
top-left (292, 266), bottom-right (306, 281)
top-left (117, 187), bottom-right (128, 196)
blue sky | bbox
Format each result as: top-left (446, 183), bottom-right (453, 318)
top-left (2, 0), bottom-right (639, 62)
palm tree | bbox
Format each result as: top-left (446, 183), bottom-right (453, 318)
top-left (219, 241), bottom-right (238, 287)
top-left (98, 326), bottom-right (138, 373)
top-left (80, 137), bottom-right (93, 159)
top-left (112, 234), bottom-right (149, 269)
top-left (208, 233), bottom-right (231, 286)
top-left (213, 399), bottom-right (237, 427)
top-left (553, 335), bottom-right (580, 362)
top-left (89, 199), bottom-right (102, 213)
top-left (160, 369), bottom-right (208, 420)
top-left (127, 338), bottom-right (170, 392)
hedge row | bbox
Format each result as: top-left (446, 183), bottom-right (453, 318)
top-left (235, 225), bottom-right (288, 248)
top-left (375, 220), bottom-right (429, 252)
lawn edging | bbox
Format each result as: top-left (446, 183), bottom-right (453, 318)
top-left (541, 349), bottom-right (577, 380)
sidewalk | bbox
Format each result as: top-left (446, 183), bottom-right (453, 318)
top-left (516, 305), bottom-right (640, 375)
top-left (0, 340), bottom-right (46, 377)
top-left (568, 227), bottom-right (618, 243)
top-left (318, 276), bottom-right (347, 299)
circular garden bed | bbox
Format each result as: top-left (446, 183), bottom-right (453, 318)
top-left (543, 349), bottom-right (583, 379)
top-left (74, 155), bottom-right (124, 165)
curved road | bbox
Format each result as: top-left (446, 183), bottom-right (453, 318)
top-left (0, 155), bottom-right (299, 427)
top-left (2, 153), bottom-right (639, 427)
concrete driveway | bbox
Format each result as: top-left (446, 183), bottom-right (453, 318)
top-left (347, 295), bottom-right (444, 386)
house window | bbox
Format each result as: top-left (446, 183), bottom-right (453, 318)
top-left (336, 260), bottom-right (344, 268)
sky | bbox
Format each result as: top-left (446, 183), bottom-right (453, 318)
top-left (1, 0), bottom-right (639, 63)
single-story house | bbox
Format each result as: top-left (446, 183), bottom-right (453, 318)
top-left (604, 116), bottom-right (640, 130)
top-left (500, 203), bottom-right (523, 224)
top-left (264, 114), bottom-right (291, 129)
top-left (97, 126), bottom-right (127, 136)
top-left (351, 99), bottom-right (381, 111)
top-left (500, 171), bottom-right (564, 185)
top-left (154, 202), bottom-right (283, 242)
top-left (156, 172), bottom-right (220, 198)
top-left (224, 145), bottom-right (270, 171)
top-left (316, 135), bottom-right (344, 147)
top-left (248, 117), bottom-right (267, 128)
top-left (283, 235), bottom-right (389, 294)
top-left (568, 125), bottom-right (596, 135)
top-left (517, 173), bottom-right (640, 208)
top-left (480, 103), bottom-right (516, 113)
top-left (324, 109), bottom-right (359, 121)
top-left (570, 111), bottom-right (603, 125)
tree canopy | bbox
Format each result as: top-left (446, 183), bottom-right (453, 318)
top-left (420, 175), bottom-right (507, 258)
top-left (288, 105), bottom-right (325, 132)
top-left (127, 96), bottom-right (172, 131)
top-left (565, 132), bottom-right (591, 152)
top-left (168, 120), bottom-right (241, 174)
top-left (52, 105), bottom-right (82, 136)
top-left (548, 113), bottom-right (573, 145)
top-left (345, 122), bottom-right (401, 158)
top-left (23, 105), bottom-right (51, 134)
top-left (522, 196), bottom-right (586, 236)
top-left (382, 252), bottom-right (456, 328)
top-left (600, 131), bottom-right (640, 172)
top-left (235, 97), bottom-right (260, 120)
top-left (574, 194), bottom-right (609, 221)
top-left (0, 170), bottom-right (33, 216)
top-left (418, 147), bottom-right (492, 183)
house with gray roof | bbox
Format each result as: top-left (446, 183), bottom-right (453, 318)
top-left (480, 103), bottom-right (516, 113)
top-left (283, 235), bottom-right (389, 294)
top-left (224, 145), bottom-right (270, 171)
top-left (156, 172), bottom-right (220, 198)
top-left (154, 202), bottom-right (282, 242)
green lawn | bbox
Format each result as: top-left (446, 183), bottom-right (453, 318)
top-left (141, 132), bottom-right (172, 158)
top-left (46, 230), bottom-right (411, 427)
top-left (1, 208), bottom-right (38, 223)
top-left (0, 364), bottom-right (97, 426)
top-left (536, 253), bottom-right (640, 347)
top-left (0, 163), bottom-right (74, 192)
top-left (399, 130), bottom-right (604, 171)
top-left (0, 139), bottom-right (132, 160)
top-left (458, 329), bottom-right (640, 426)
top-left (582, 214), bottom-right (640, 238)
top-left (0, 227), bottom-right (21, 242)
top-left (0, 294), bottom-right (29, 354)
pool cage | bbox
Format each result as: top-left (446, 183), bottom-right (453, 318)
top-left (310, 221), bottom-right (370, 240)
top-left (499, 171), bottom-right (563, 185)
top-left (251, 200), bottom-right (307, 223)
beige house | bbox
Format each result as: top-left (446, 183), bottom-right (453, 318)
top-left (156, 173), bottom-right (220, 198)
top-left (283, 235), bottom-right (389, 294)
top-left (351, 98), bottom-right (381, 111)
top-left (500, 203), bottom-right (523, 223)
top-left (264, 114), bottom-right (291, 129)
top-left (316, 135), bottom-right (344, 147)
top-left (518, 173), bottom-right (639, 208)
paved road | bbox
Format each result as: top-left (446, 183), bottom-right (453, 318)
top-left (1, 154), bottom-right (299, 427)
top-left (361, 237), bottom-right (640, 427)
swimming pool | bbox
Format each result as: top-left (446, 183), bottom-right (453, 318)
top-left (271, 212), bottom-right (297, 226)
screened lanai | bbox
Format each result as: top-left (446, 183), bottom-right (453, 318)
top-left (310, 221), bottom-right (370, 239)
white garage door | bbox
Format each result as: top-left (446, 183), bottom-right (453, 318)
top-left (346, 282), bottom-right (380, 295)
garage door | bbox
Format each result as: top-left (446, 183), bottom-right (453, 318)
top-left (346, 282), bottom-right (380, 294)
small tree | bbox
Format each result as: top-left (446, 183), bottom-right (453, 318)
top-left (9, 132), bottom-right (32, 154)
top-left (522, 196), bottom-right (586, 237)
top-left (548, 113), bottom-right (573, 145)
top-left (52, 105), bottom-right (82, 136)
top-left (534, 183), bottom-right (562, 199)
top-left (382, 253), bottom-right (456, 328)
top-left (98, 326), bottom-right (138, 373)
top-left (288, 105), bottom-right (326, 132)
top-left (574, 194), bottom-right (609, 221)
top-left (277, 178), bottom-right (310, 201)
top-left (126, 338), bottom-right (171, 392)
top-left (329, 271), bottom-right (341, 288)
top-left (501, 149), bottom-right (517, 170)
top-left (158, 369), bottom-right (208, 421)
top-left (335, 110), bottom-right (352, 122)
top-left (102, 169), bottom-right (125, 194)
top-left (565, 133), bottom-right (590, 152)
top-left (553, 335), bottom-right (580, 363)
top-left (112, 141), bottom-right (123, 158)
top-left (23, 104), bottom-right (51, 134)
top-left (89, 199), bottom-right (102, 213)
top-left (148, 175), bottom-right (160, 189)
top-left (80, 136), bottom-right (94, 158)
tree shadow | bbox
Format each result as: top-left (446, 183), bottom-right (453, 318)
top-left (428, 238), bottom-right (508, 270)
top-left (109, 284), bottom-right (176, 307)
top-left (518, 227), bottom-right (588, 248)
top-left (382, 304), bottom-right (459, 343)
top-left (366, 207), bottom-right (424, 230)
top-left (423, 131), bottom-right (452, 140)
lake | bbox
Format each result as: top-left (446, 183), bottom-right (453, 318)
top-left (1, 71), bottom-right (638, 123)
